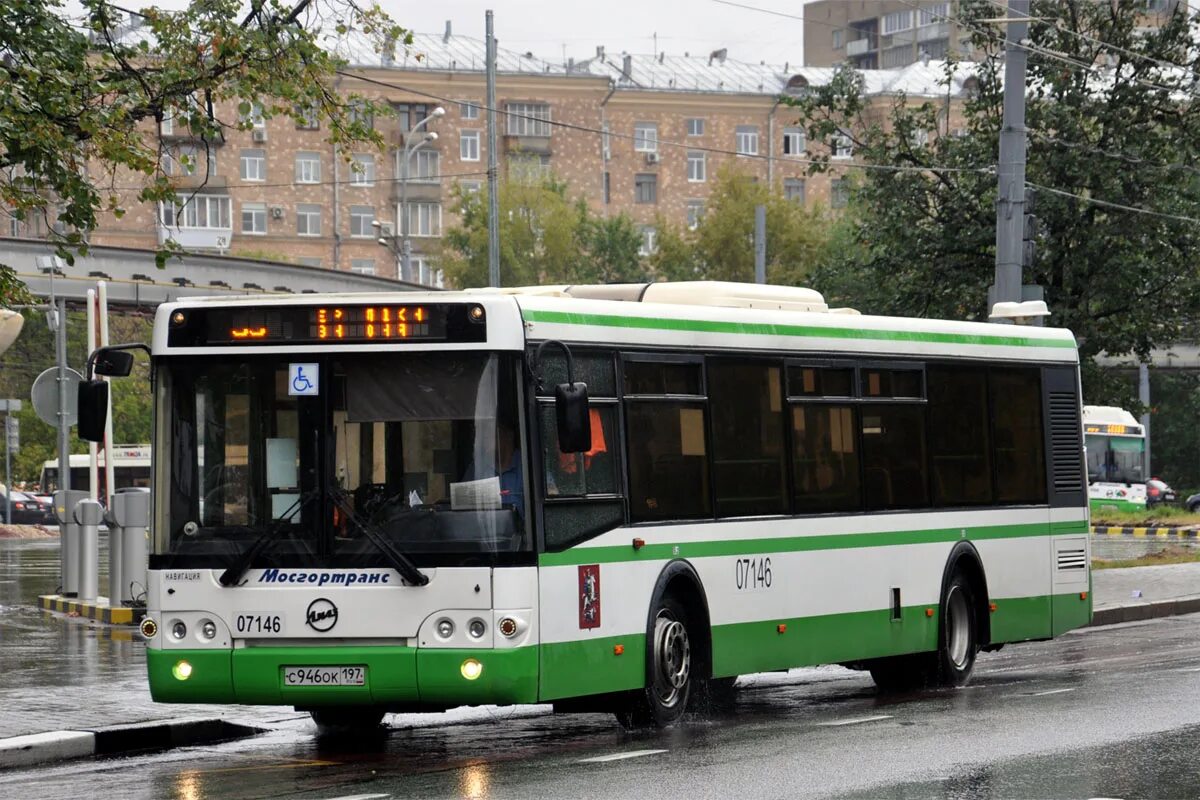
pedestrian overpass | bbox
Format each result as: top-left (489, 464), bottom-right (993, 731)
top-left (2, 237), bottom-right (420, 307)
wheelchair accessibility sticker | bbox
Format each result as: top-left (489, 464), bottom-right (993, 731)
top-left (289, 363), bottom-right (319, 396)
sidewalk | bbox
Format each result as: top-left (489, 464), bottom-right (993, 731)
top-left (2, 538), bottom-right (1199, 765)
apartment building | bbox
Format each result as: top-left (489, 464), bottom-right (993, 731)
top-left (22, 23), bottom-right (975, 286)
top-left (804, 0), bottom-right (1186, 69)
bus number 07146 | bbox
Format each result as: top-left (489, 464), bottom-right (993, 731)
top-left (735, 557), bottom-right (772, 591)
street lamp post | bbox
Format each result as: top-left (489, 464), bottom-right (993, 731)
top-left (398, 106), bottom-right (444, 283)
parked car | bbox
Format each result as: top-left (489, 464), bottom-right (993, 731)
top-left (0, 490), bottom-right (52, 524)
top-left (1146, 478), bottom-right (1178, 508)
top-left (1187, 492), bottom-right (1200, 514)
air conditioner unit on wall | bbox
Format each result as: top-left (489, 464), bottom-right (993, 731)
top-left (645, 152), bottom-right (661, 165)
top-left (270, 206), bottom-right (284, 220)
top-left (252, 128), bottom-right (268, 143)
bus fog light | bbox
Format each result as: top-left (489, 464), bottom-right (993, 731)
top-left (497, 617), bottom-right (518, 637)
top-left (171, 621), bottom-right (187, 640)
top-left (172, 660), bottom-right (193, 681)
top-left (436, 618), bottom-right (455, 639)
top-left (460, 658), bottom-right (483, 680)
top-left (468, 619), bottom-right (486, 639)
top-left (140, 618), bottom-right (158, 638)
top-left (199, 619), bottom-right (217, 641)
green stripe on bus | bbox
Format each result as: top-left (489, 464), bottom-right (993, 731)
top-left (521, 308), bottom-right (1077, 349)
top-left (539, 521), bottom-right (1089, 568)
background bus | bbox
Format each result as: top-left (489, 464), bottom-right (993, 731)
top-left (1084, 406), bottom-right (1148, 512)
top-left (40, 445), bottom-right (152, 497)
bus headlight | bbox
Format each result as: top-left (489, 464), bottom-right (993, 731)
top-left (436, 618), bottom-right (454, 639)
top-left (468, 618), bottom-right (486, 639)
top-left (172, 660), bottom-right (193, 681)
top-left (199, 619), bottom-right (217, 641)
top-left (171, 620), bottom-right (187, 640)
top-left (460, 658), bottom-right (483, 680)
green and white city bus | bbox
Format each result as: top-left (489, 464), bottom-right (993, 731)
top-left (97, 281), bottom-right (1090, 730)
top-left (1083, 406), bottom-right (1148, 514)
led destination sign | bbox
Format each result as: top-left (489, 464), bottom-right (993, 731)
top-left (1084, 423), bottom-right (1142, 436)
top-left (167, 303), bottom-right (487, 347)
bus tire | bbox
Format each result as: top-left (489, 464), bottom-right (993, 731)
top-left (615, 593), bottom-right (694, 729)
top-left (869, 570), bottom-right (979, 691)
top-left (309, 706), bottom-right (387, 735)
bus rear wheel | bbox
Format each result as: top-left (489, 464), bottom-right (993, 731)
top-left (615, 594), bottom-right (694, 729)
top-left (870, 571), bottom-right (979, 691)
top-left (309, 706), bottom-right (387, 735)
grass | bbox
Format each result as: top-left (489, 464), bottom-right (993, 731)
top-left (1093, 544), bottom-right (1200, 570)
top-left (1091, 506), bottom-right (1200, 526)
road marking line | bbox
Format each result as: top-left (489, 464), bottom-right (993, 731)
top-left (818, 715), bottom-right (894, 727)
top-left (579, 749), bottom-right (668, 763)
top-left (1030, 688), bottom-right (1077, 697)
top-left (1177, 667), bottom-right (1200, 672)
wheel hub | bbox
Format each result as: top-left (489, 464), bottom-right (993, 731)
top-left (652, 612), bottom-right (691, 707)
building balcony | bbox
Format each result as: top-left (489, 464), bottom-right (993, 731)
top-left (846, 38), bottom-right (873, 56)
top-left (503, 134), bottom-right (552, 156)
top-left (918, 22), bottom-right (950, 42)
top-left (157, 225), bottom-right (233, 251)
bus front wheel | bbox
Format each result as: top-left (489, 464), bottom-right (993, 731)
top-left (869, 571), bottom-right (979, 691)
top-left (615, 594), bottom-right (694, 728)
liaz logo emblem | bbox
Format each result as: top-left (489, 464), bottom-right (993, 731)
top-left (305, 598), bottom-right (339, 632)
top-left (578, 564), bottom-right (601, 629)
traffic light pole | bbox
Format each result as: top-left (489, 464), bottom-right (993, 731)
top-left (993, 0), bottom-right (1030, 312)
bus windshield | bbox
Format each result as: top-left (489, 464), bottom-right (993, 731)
top-left (1085, 434), bottom-right (1145, 484)
top-left (160, 352), bottom-right (529, 567)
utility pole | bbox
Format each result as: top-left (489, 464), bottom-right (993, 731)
top-left (55, 297), bottom-right (70, 495)
top-left (992, 0), bottom-right (1030, 314)
top-left (486, 10), bottom-right (501, 288)
top-left (754, 205), bottom-right (766, 284)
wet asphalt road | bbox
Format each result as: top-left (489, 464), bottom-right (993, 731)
top-left (7, 538), bottom-right (1200, 798)
top-left (6, 615), bottom-right (1200, 797)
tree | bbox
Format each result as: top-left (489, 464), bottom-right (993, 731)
top-left (786, 0), bottom-right (1200, 399)
top-left (0, 0), bottom-right (410, 301)
top-left (650, 166), bottom-right (834, 286)
top-left (441, 177), bottom-right (649, 288)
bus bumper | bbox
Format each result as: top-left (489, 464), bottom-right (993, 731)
top-left (147, 645), bottom-right (539, 707)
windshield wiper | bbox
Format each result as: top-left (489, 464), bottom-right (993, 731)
top-left (218, 492), bottom-right (316, 587)
top-left (329, 488), bottom-right (430, 587)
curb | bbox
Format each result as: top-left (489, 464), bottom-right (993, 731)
top-left (1090, 526), bottom-right (1200, 537)
top-left (1089, 594), bottom-right (1200, 627)
top-left (38, 594), bottom-right (143, 626)
top-left (0, 718), bottom-right (265, 770)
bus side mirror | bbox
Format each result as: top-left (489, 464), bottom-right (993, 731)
top-left (94, 348), bottom-right (135, 377)
top-left (556, 382), bottom-right (591, 454)
top-left (77, 381), bottom-right (109, 443)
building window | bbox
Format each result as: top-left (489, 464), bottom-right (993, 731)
top-left (459, 100), bottom-right (480, 120)
top-left (919, 3), bottom-right (949, 26)
top-left (882, 46), bottom-right (916, 68)
top-left (831, 178), bottom-right (849, 209)
top-left (241, 202), bottom-right (267, 234)
top-left (160, 113), bottom-right (175, 137)
top-left (350, 153), bottom-right (375, 186)
top-left (635, 173), bottom-right (657, 204)
top-left (403, 202), bottom-right (442, 237)
top-left (240, 149), bottom-right (266, 182)
top-left (240, 102), bottom-right (265, 130)
top-left (459, 180), bottom-right (482, 194)
top-left (295, 152), bottom-right (321, 184)
top-left (686, 200), bottom-right (704, 230)
top-left (920, 38), bottom-right (950, 60)
top-left (460, 130), bottom-right (481, 161)
top-left (162, 144), bottom-right (199, 176)
top-left (349, 205), bottom-right (375, 238)
top-left (403, 149), bottom-right (440, 183)
top-left (736, 125), bottom-right (759, 156)
top-left (784, 178), bottom-right (806, 205)
top-left (687, 151), bottom-right (706, 182)
top-left (296, 204), bottom-right (321, 236)
top-left (687, 118), bottom-right (705, 137)
top-left (832, 132), bottom-right (853, 159)
top-left (882, 10), bottom-right (912, 34)
top-left (348, 99), bottom-right (373, 130)
top-left (638, 225), bottom-right (657, 256)
top-left (297, 256), bottom-right (322, 268)
top-left (159, 195), bottom-right (232, 229)
top-left (634, 122), bottom-right (658, 153)
top-left (509, 153), bottom-right (551, 182)
top-left (505, 102), bottom-right (552, 137)
top-left (295, 105), bottom-right (319, 130)
top-left (832, 29), bottom-right (844, 49)
top-left (783, 127), bottom-right (806, 156)
top-left (350, 258), bottom-right (376, 275)
top-left (394, 103), bottom-right (431, 131)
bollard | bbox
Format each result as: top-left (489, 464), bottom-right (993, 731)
top-left (113, 488), bottom-right (149, 606)
top-left (53, 489), bottom-right (88, 597)
top-left (74, 499), bottom-right (104, 604)
top-left (104, 503), bottom-right (122, 608)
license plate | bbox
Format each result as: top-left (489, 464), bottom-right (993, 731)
top-left (282, 666), bottom-right (366, 687)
